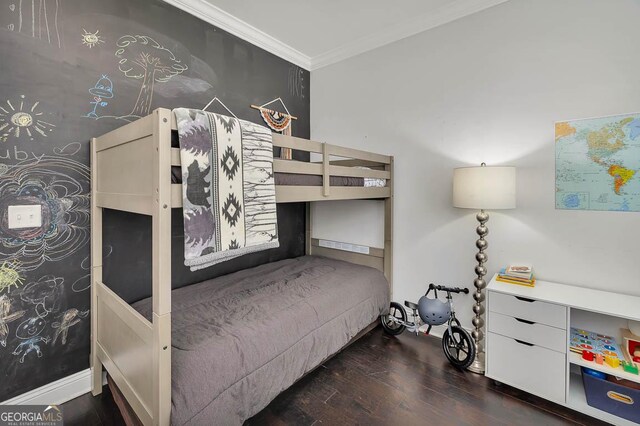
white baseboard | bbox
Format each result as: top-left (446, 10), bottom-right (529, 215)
top-left (0, 368), bottom-right (106, 406)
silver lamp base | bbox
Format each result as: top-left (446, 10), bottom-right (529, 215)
top-left (468, 209), bottom-right (488, 375)
top-left (467, 351), bottom-right (485, 374)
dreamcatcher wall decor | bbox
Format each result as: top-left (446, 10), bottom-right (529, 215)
top-left (251, 98), bottom-right (297, 160)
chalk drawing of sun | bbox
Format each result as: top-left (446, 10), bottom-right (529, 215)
top-left (81, 29), bottom-right (105, 48)
top-left (0, 95), bottom-right (56, 141)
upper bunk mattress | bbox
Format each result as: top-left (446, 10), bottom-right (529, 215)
top-left (171, 166), bottom-right (386, 187)
top-left (132, 255), bottom-right (389, 425)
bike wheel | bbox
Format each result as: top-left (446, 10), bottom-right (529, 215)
top-left (381, 302), bottom-right (407, 335)
top-left (442, 325), bottom-right (476, 370)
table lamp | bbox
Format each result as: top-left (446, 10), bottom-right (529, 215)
top-left (453, 163), bottom-right (516, 374)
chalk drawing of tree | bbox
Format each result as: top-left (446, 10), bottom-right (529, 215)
top-left (115, 35), bottom-right (188, 117)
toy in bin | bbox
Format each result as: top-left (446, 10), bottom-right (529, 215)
top-left (581, 367), bottom-right (640, 423)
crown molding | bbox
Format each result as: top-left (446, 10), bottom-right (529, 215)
top-left (163, 0), bottom-right (312, 70)
top-left (309, 0), bottom-right (511, 70)
top-left (164, 0), bottom-right (510, 72)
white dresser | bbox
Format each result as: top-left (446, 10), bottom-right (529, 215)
top-left (485, 275), bottom-right (640, 426)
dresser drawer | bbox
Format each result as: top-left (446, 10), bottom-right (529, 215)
top-left (488, 291), bottom-right (567, 329)
top-left (488, 311), bottom-right (566, 353)
top-left (487, 332), bottom-right (566, 403)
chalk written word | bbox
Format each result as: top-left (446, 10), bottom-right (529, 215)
top-left (0, 146), bottom-right (46, 162)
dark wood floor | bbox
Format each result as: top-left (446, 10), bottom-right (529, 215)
top-left (63, 327), bottom-right (607, 425)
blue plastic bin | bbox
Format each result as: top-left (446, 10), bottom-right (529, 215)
top-left (581, 367), bottom-right (640, 423)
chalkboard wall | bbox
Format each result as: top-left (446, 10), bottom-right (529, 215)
top-left (0, 0), bottom-right (309, 401)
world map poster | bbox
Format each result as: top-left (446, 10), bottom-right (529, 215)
top-left (556, 112), bottom-right (640, 211)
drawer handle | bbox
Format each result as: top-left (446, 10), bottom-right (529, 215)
top-left (607, 391), bottom-right (634, 405)
top-left (514, 339), bottom-right (534, 347)
top-left (514, 317), bottom-right (535, 325)
top-left (515, 296), bottom-right (535, 303)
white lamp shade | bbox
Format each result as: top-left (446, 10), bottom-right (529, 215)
top-left (453, 166), bottom-right (516, 210)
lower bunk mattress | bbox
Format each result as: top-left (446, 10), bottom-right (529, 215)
top-left (132, 255), bottom-right (390, 425)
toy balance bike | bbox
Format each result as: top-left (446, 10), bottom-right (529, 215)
top-left (380, 283), bottom-right (476, 370)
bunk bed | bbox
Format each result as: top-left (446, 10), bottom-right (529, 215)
top-left (90, 108), bottom-right (394, 425)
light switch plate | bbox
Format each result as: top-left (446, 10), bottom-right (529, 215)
top-left (8, 205), bottom-right (42, 229)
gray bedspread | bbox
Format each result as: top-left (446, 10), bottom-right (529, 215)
top-left (132, 255), bottom-right (389, 425)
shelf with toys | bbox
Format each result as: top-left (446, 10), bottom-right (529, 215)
top-left (569, 349), bottom-right (639, 384)
top-left (569, 309), bottom-right (640, 382)
top-left (486, 276), bottom-right (640, 426)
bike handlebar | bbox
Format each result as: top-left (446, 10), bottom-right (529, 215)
top-left (428, 283), bottom-right (469, 294)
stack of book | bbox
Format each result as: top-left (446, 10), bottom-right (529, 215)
top-left (497, 265), bottom-right (535, 287)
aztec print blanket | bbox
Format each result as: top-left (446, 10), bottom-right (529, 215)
top-left (173, 108), bottom-right (279, 271)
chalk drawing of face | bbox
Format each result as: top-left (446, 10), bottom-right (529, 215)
top-left (20, 275), bottom-right (64, 318)
top-left (81, 29), bottom-right (105, 48)
top-left (13, 316), bottom-right (50, 362)
top-left (86, 75), bottom-right (114, 118)
top-left (16, 317), bottom-right (46, 339)
top-left (88, 75), bottom-right (114, 99)
top-left (0, 95), bottom-right (56, 141)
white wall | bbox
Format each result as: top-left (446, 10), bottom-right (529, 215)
top-left (311, 0), bottom-right (640, 332)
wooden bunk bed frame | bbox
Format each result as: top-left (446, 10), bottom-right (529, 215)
top-left (90, 108), bottom-right (393, 425)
